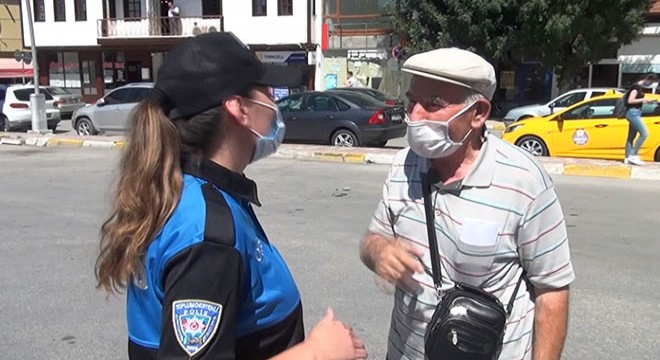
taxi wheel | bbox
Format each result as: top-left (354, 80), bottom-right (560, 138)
top-left (516, 136), bottom-right (548, 157)
top-left (655, 147), bottom-right (660, 162)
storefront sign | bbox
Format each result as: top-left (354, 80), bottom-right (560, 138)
top-left (500, 71), bottom-right (515, 89)
top-left (256, 51), bottom-right (307, 64)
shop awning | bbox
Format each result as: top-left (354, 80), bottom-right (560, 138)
top-left (0, 58), bottom-right (34, 79)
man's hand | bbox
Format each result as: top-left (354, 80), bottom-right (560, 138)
top-left (533, 286), bottom-right (570, 360)
top-left (360, 233), bottom-right (425, 291)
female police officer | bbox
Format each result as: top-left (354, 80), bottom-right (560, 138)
top-left (94, 32), bottom-right (367, 360)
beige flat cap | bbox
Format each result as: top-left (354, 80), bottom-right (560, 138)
top-left (402, 48), bottom-right (497, 100)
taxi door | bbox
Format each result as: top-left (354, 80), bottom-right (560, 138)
top-left (550, 98), bottom-right (627, 160)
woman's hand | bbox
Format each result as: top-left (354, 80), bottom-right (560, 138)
top-left (306, 308), bottom-right (368, 360)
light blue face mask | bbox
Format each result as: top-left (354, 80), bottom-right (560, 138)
top-left (246, 99), bottom-right (286, 163)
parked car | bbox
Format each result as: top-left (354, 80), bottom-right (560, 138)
top-left (503, 87), bottom-right (624, 122)
top-left (502, 92), bottom-right (660, 162)
top-left (43, 86), bottom-right (86, 120)
top-left (0, 85), bottom-right (61, 132)
top-left (276, 90), bottom-right (407, 147)
top-left (71, 82), bottom-right (154, 135)
top-left (330, 87), bottom-right (405, 106)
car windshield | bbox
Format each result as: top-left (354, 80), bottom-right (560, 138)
top-left (334, 91), bottom-right (385, 107)
top-left (46, 87), bottom-right (71, 95)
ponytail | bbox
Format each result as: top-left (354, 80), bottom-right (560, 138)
top-left (95, 99), bottom-right (183, 294)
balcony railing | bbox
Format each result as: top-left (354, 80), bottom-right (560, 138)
top-left (324, 15), bottom-right (395, 49)
top-left (98, 16), bottom-right (223, 39)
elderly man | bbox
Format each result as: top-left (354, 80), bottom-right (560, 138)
top-left (360, 48), bottom-right (575, 360)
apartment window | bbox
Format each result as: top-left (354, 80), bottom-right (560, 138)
top-left (74, 0), bottom-right (87, 21)
top-left (253, 0), bottom-right (267, 16)
top-left (53, 0), bottom-right (66, 21)
top-left (278, 0), bottom-right (292, 15)
top-left (33, 0), bottom-right (45, 21)
top-left (202, 0), bottom-right (223, 16)
top-left (123, 0), bottom-right (141, 18)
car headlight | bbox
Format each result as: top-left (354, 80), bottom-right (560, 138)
top-left (505, 124), bottom-right (522, 134)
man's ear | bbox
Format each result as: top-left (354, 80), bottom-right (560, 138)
top-left (224, 96), bottom-right (250, 128)
top-left (471, 98), bottom-right (491, 128)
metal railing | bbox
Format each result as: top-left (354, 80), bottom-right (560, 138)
top-left (324, 15), bottom-right (395, 49)
top-left (97, 16), bottom-right (223, 39)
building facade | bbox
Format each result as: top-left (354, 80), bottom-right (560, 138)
top-left (0, 0), bottom-right (32, 83)
top-left (20, 0), bottom-right (319, 101)
top-left (316, 0), bottom-right (399, 97)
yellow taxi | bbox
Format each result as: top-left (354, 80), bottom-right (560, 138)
top-left (502, 93), bottom-right (660, 162)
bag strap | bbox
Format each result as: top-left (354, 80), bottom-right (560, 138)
top-left (421, 172), bottom-right (443, 295)
top-left (421, 171), bottom-right (525, 314)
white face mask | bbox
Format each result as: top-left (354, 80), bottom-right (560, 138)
top-left (246, 99), bottom-right (286, 163)
top-left (405, 100), bottom-right (477, 159)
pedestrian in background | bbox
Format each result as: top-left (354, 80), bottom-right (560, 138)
top-left (345, 71), bottom-right (360, 87)
top-left (623, 73), bottom-right (658, 166)
top-left (167, 1), bottom-right (181, 35)
top-left (95, 32), bottom-right (367, 360)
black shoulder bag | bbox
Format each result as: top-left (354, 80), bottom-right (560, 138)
top-left (421, 173), bottom-right (525, 360)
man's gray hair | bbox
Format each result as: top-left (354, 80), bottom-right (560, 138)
top-left (463, 88), bottom-right (487, 104)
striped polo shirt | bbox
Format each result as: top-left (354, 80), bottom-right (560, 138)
top-left (368, 134), bottom-right (575, 360)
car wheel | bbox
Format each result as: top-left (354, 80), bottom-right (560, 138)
top-left (655, 147), bottom-right (660, 162)
top-left (331, 129), bottom-right (359, 147)
top-left (0, 115), bottom-right (9, 132)
top-left (76, 117), bottom-right (98, 136)
top-left (515, 136), bottom-right (549, 157)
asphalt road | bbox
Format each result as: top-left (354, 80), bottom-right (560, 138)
top-left (0, 146), bottom-right (658, 360)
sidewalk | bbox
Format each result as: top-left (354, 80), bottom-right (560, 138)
top-left (2, 131), bottom-right (659, 181)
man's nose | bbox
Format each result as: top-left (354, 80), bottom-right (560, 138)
top-left (407, 102), bottom-right (427, 122)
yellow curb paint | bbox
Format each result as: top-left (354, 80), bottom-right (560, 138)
top-left (46, 138), bottom-right (83, 147)
top-left (343, 153), bottom-right (367, 163)
top-left (563, 164), bottom-right (631, 179)
top-left (313, 152), bottom-right (344, 162)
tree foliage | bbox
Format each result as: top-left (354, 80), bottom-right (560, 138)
top-left (392, 0), bottom-right (652, 91)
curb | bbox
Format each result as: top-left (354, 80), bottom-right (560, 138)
top-left (0, 133), bottom-right (127, 149)
top-left (271, 150), bottom-right (660, 181)
top-left (2, 133), bottom-right (659, 181)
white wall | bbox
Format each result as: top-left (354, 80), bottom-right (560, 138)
top-left (22, 0), bottom-right (104, 47)
top-left (223, 0), bottom-right (310, 45)
top-left (619, 35), bottom-right (660, 56)
top-left (176, 0), bottom-right (201, 17)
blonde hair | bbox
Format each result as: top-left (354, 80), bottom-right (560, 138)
top-left (95, 99), bottom-right (225, 294)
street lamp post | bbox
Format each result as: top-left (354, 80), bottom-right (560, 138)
top-left (23, 0), bottom-right (50, 134)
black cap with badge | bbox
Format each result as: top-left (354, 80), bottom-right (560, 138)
top-left (152, 32), bottom-right (303, 120)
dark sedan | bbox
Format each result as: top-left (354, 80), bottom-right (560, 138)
top-left (330, 87), bottom-right (405, 107)
top-left (276, 90), bottom-right (407, 147)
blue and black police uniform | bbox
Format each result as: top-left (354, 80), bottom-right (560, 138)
top-left (126, 157), bottom-right (304, 359)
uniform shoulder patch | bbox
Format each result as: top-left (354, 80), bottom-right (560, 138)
top-left (172, 299), bottom-right (223, 357)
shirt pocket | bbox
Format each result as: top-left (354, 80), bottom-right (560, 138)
top-left (451, 218), bottom-right (501, 282)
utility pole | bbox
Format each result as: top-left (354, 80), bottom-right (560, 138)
top-left (23, 0), bottom-right (50, 134)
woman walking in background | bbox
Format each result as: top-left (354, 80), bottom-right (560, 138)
top-left (624, 73), bottom-right (658, 165)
